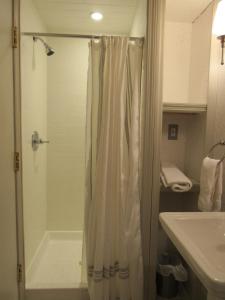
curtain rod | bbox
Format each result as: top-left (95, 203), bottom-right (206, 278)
top-left (22, 32), bottom-right (144, 41)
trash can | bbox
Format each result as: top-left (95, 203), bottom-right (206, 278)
top-left (156, 252), bottom-right (188, 299)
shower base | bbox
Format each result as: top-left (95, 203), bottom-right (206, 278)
top-left (25, 231), bottom-right (88, 300)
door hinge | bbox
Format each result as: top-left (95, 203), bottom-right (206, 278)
top-left (12, 26), bottom-right (18, 49)
top-left (14, 152), bottom-right (20, 172)
top-left (17, 264), bottom-right (23, 283)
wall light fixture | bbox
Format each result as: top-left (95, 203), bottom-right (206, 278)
top-left (213, 0), bottom-right (225, 65)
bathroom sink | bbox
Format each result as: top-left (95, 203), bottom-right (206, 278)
top-left (159, 212), bottom-right (225, 300)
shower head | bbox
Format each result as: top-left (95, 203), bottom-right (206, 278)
top-left (33, 36), bottom-right (55, 56)
top-left (46, 47), bottom-right (55, 56)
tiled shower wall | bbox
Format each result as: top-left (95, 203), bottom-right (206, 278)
top-left (47, 38), bottom-right (89, 231)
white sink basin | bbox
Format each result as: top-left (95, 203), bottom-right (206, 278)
top-left (159, 212), bottom-right (225, 300)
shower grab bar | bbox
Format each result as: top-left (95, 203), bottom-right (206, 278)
top-left (208, 140), bottom-right (225, 163)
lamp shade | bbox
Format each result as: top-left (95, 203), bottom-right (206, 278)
top-left (213, 0), bottom-right (225, 37)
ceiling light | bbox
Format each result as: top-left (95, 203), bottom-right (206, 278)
top-left (212, 0), bottom-right (225, 65)
top-left (90, 12), bottom-right (103, 21)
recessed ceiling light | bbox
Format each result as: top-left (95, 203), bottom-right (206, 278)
top-left (90, 12), bottom-right (103, 21)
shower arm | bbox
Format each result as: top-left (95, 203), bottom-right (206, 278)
top-left (33, 36), bottom-right (48, 48)
top-left (33, 36), bottom-right (55, 56)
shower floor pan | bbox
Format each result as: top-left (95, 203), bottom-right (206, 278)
top-left (25, 231), bottom-right (89, 300)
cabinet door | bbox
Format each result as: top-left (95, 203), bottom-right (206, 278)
top-left (0, 0), bottom-right (19, 299)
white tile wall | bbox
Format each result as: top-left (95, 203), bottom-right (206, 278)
top-left (47, 38), bottom-right (89, 230)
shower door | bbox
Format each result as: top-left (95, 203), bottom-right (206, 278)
top-left (21, 30), bottom-right (88, 289)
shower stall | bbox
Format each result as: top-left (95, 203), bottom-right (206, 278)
top-left (20, 0), bottom-right (152, 299)
top-left (21, 33), bottom-right (89, 291)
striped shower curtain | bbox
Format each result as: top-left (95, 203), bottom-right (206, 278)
top-left (84, 36), bottom-right (143, 300)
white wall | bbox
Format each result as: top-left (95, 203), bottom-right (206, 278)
top-left (184, 113), bottom-right (206, 180)
top-left (189, 5), bottom-right (213, 104)
top-left (130, 0), bottom-right (147, 37)
top-left (162, 5), bottom-right (213, 181)
top-left (47, 38), bottom-right (89, 230)
top-left (163, 22), bottom-right (192, 103)
top-left (161, 112), bottom-right (206, 181)
top-left (161, 113), bottom-right (189, 171)
top-left (21, 0), bottom-right (48, 269)
top-left (207, 0), bottom-right (225, 211)
top-left (0, 1), bottom-right (19, 299)
top-left (163, 4), bottom-right (213, 105)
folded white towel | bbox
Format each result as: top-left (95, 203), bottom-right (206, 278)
top-left (161, 163), bottom-right (193, 192)
top-left (198, 157), bottom-right (223, 212)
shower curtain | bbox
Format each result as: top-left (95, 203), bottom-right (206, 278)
top-left (84, 36), bottom-right (143, 300)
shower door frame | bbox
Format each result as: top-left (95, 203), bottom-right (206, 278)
top-left (141, 1), bottom-right (165, 299)
top-left (13, 0), bottom-right (26, 299)
top-left (12, 0), bottom-right (165, 299)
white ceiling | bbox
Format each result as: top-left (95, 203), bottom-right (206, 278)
top-left (33, 0), bottom-right (139, 35)
top-left (166, 0), bottom-right (213, 23)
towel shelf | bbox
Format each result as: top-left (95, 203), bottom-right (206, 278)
top-left (163, 102), bottom-right (207, 114)
top-left (160, 178), bottom-right (200, 193)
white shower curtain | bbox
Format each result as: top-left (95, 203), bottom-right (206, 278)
top-left (84, 36), bottom-right (143, 300)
